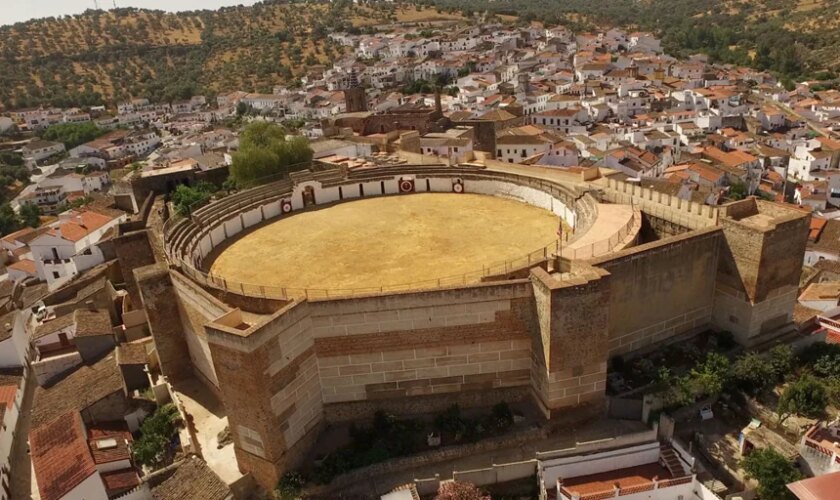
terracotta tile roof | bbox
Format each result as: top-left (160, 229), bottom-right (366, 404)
top-left (33, 312), bottom-right (76, 340)
top-left (1, 226), bottom-right (35, 244)
top-left (811, 219), bottom-right (840, 254)
top-left (31, 351), bottom-right (124, 429)
top-left (0, 384), bottom-right (17, 421)
top-left (0, 311), bottom-right (17, 343)
top-left (30, 411), bottom-right (97, 500)
top-left (788, 468), bottom-right (840, 499)
top-left (8, 258), bottom-right (37, 275)
top-left (73, 308), bottom-right (113, 337)
top-left (87, 421), bottom-right (132, 464)
top-left (152, 457), bottom-right (232, 500)
top-left (562, 463), bottom-right (671, 498)
top-left (117, 341), bottom-right (149, 365)
top-left (101, 469), bottom-right (141, 494)
top-left (47, 210), bottom-right (117, 242)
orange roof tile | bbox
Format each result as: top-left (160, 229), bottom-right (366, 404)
top-left (30, 412), bottom-right (97, 500)
top-left (8, 259), bottom-right (37, 275)
top-left (48, 210), bottom-right (116, 242)
top-left (0, 385), bottom-right (17, 411)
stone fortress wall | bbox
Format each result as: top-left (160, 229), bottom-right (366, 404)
top-left (146, 164), bottom-right (810, 489)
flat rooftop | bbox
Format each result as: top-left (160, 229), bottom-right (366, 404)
top-left (208, 193), bottom-right (559, 295)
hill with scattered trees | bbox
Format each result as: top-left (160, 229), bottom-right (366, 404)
top-left (5, 0), bottom-right (839, 109)
top-left (423, 0), bottom-right (840, 86)
top-left (0, 1), bottom-right (464, 109)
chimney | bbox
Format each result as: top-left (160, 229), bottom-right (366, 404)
top-left (86, 300), bottom-right (96, 312)
top-left (434, 90), bottom-right (442, 116)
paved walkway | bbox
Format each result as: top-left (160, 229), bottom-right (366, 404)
top-left (11, 368), bottom-right (36, 500)
top-left (173, 378), bottom-right (243, 485)
top-left (562, 203), bottom-right (637, 259)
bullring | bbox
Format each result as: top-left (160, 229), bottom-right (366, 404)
top-left (147, 155), bottom-right (810, 490)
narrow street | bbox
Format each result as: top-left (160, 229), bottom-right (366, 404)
top-left (10, 368), bottom-right (36, 500)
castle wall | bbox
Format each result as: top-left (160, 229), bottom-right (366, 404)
top-left (713, 199), bottom-right (810, 344)
top-left (530, 267), bottom-right (611, 418)
top-left (207, 301), bottom-right (322, 489)
top-left (307, 282), bottom-right (535, 420)
top-left (597, 177), bottom-right (719, 230)
top-left (171, 272), bottom-right (228, 389)
top-left (583, 227), bottom-right (722, 356)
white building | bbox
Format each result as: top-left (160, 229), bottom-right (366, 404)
top-left (21, 140), bottom-right (66, 166)
top-left (0, 378), bottom-right (23, 498)
top-left (539, 439), bottom-right (705, 500)
top-left (29, 210), bottom-right (126, 288)
top-left (790, 142), bottom-right (834, 181)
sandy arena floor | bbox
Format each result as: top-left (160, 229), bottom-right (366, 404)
top-left (209, 193), bottom-right (559, 292)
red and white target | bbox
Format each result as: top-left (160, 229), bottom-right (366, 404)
top-left (452, 179), bottom-right (464, 193)
top-left (281, 200), bottom-right (293, 213)
top-left (399, 178), bottom-right (415, 193)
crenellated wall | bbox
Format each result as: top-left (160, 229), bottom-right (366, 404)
top-left (582, 227), bottom-right (723, 356)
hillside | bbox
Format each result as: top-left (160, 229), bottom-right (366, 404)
top-left (425, 0), bottom-right (840, 84)
top-left (0, 1), bottom-right (465, 109)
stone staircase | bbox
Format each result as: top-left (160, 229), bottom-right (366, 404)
top-left (660, 443), bottom-right (688, 478)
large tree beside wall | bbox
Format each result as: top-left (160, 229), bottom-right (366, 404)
top-left (229, 122), bottom-right (313, 187)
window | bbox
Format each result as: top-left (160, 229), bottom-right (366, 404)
top-left (52, 272), bottom-right (60, 280)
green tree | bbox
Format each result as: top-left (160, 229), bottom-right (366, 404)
top-left (768, 345), bottom-right (795, 380)
top-left (19, 203), bottom-right (41, 228)
top-left (0, 203), bottom-right (20, 236)
top-left (732, 352), bottom-right (774, 395)
top-left (777, 375), bottom-right (827, 424)
top-left (171, 182), bottom-right (215, 216)
top-left (740, 448), bottom-right (801, 500)
top-left (230, 122), bottom-right (313, 187)
top-left (690, 352), bottom-right (731, 397)
top-left (132, 404), bottom-right (182, 468)
top-left (41, 122), bottom-right (106, 149)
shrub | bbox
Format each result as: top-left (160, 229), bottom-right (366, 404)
top-left (489, 402), bottom-right (514, 431)
top-left (171, 182), bottom-right (215, 216)
top-left (777, 375), bottom-right (827, 424)
top-left (713, 330), bottom-right (736, 350)
top-left (276, 471), bottom-right (305, 500)
top-left (435, 404), bottom-right (467, 436)
top-left (813, 354), bottom-right (840, 379)
top-left (799, 343), bottom-right (840, 366)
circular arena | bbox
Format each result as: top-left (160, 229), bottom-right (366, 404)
top-left (162, 164), bottom-right (624, 299)
top-left (208, 193), bottom-right (560, 292)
